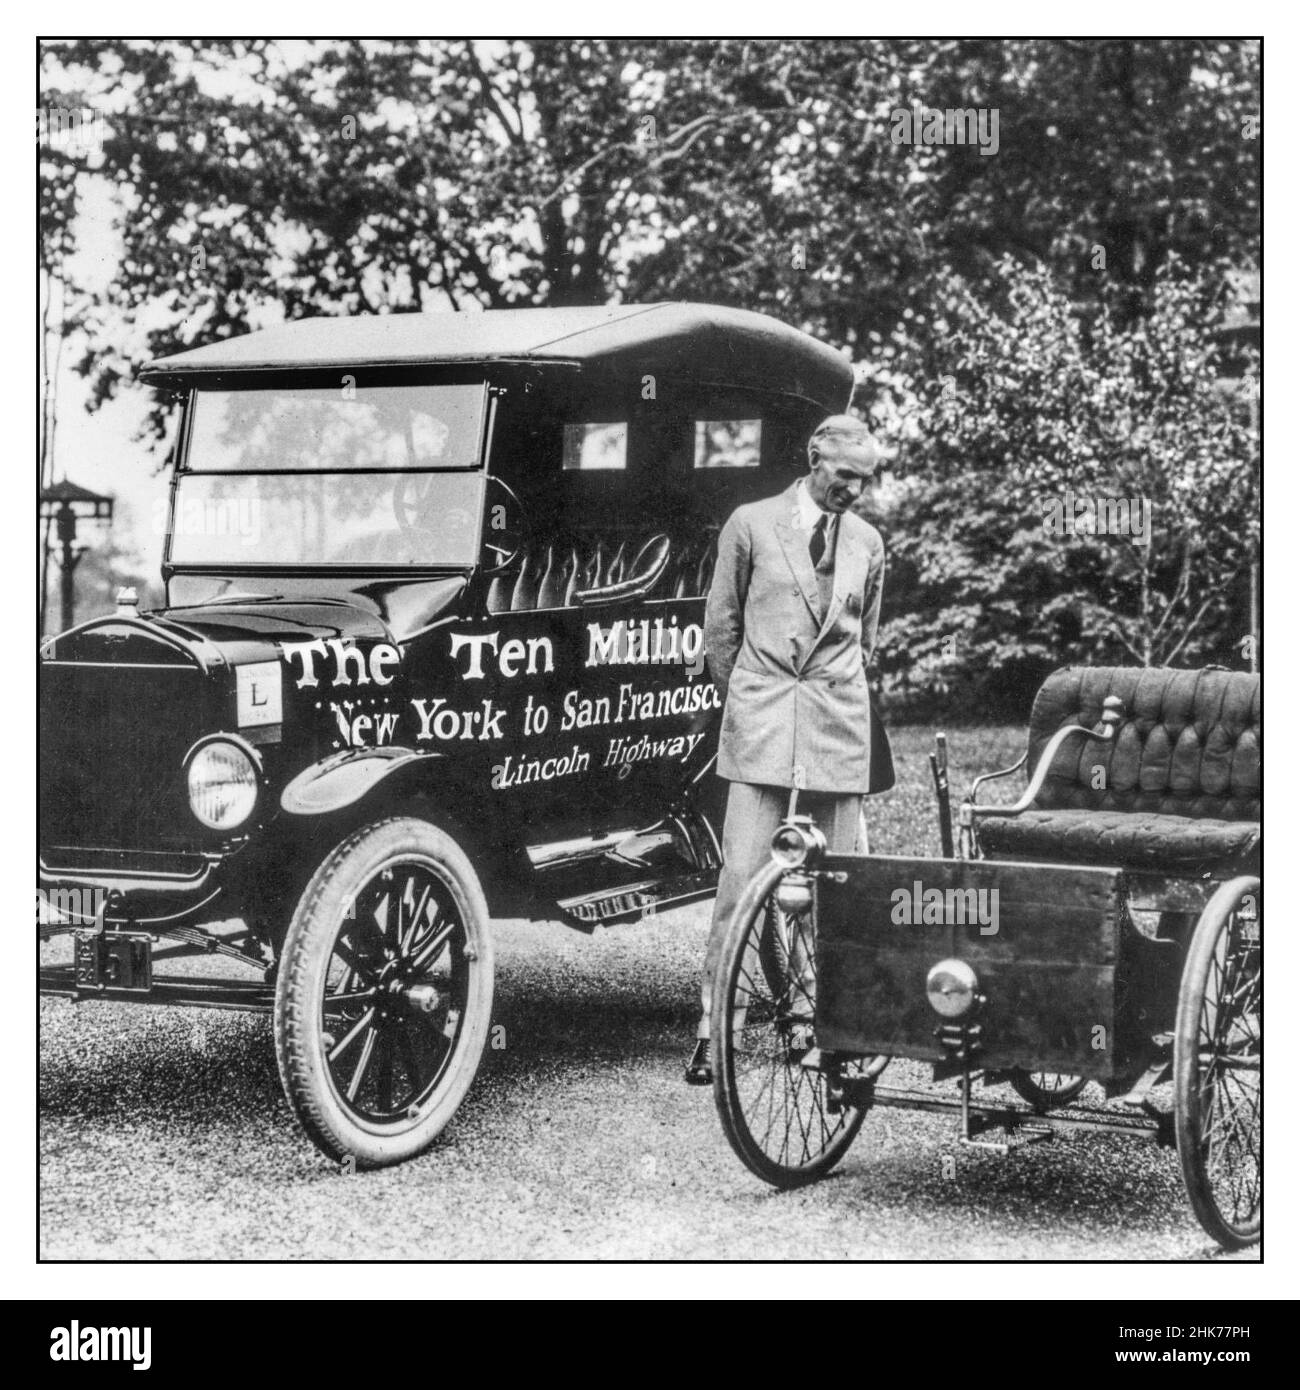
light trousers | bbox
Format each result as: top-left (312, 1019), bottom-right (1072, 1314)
top-left (697, 782), bottom-right (864, 1037)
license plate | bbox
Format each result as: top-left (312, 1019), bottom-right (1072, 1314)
top-left (74, 930), bottom-right (153, 995)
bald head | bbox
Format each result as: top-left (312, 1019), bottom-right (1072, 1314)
top-left (806, 415), bottom-right (880, 513)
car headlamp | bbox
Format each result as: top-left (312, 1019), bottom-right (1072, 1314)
top-left (186, 737), bottom-right (260, 830)
top-left (925, 958), bottom-right (980, 1019)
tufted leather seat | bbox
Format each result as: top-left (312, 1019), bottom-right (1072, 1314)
top-left (979, 666), bottom-right (1261, 876)
top-left (669, 533), bottom-right (717, 599)
top-left (486, 533), bottom-right (698, 613)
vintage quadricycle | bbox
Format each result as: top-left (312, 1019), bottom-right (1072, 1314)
top-left (39, 303), bottom-right (854, 1166)
top-left (710, 666), bottom-right (1260, 1249)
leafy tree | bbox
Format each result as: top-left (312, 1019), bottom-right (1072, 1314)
top-left (42, 38), bottom-right (1259, 420)
top-left (870, 257), bottom-right (1257, 714)
top-left (43, 38), bottom-right (790, 432)
top-left (38, 40), bottom-right (1260, 698)
top-left (635, 39), bottom-right (1259, 348)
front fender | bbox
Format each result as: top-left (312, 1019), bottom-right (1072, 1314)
top-left (280, 746), bottom-right (442, 816)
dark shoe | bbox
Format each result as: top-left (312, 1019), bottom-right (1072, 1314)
top-left (684, 1039), bottom-right (713, 1087)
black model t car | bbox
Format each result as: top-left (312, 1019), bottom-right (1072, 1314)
top-left (39, 303), bottom-right (853, 1166)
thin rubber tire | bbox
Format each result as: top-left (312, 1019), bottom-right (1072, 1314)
top-left (274, 817), bottom-right (494, 1168)
top-left (1173, 875), bottom-right (1260, 1249)
top-left (712, 861), bottom-right (868, 1188)
top-left (1009, 1070), bottom-right (1088, 1110)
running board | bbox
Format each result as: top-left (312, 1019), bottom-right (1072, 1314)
top-left (556, 870), bottom-right (717, 930)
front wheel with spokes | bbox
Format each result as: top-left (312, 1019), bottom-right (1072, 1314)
top-left (712, 861), bottom-right (874, 1188)
top-left (1174, 876), bottom-right (1261, 1249)
top-left (274, 817), bottom-right (494, 1167)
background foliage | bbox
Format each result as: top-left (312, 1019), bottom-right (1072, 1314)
top-left (873, 258), bottom-right (1258, 715)
top-left (39, 39), bottom-right (1260, 712)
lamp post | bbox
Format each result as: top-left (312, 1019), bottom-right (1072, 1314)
top-left (39, 478), bottom-right (114, 634)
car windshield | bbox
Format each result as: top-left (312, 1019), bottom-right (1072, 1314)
top-left (168, 472), bottom-right (485, 567)
top-left (171, 383), bottom-right (487, 567)
top-left (185, 383), bottom-right (486, 471)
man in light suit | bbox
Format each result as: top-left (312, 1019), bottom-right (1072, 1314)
top-left (686, 415), bottom-right (890, 1084)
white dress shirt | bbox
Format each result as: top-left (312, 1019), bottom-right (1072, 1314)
top-left (793, 478), bottom-right (837, 554)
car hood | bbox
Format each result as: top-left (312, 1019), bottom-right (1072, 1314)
top-left (46, 600), bottom-right (395, 672)
top-left (154, 600), bottom-right (396, 666)
top-left (44, 578), bottom-right (469, 670)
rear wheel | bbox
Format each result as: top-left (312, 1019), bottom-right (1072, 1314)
top-left (1174, 877), bottom-right (1261, 1249)
top-left (1009, 1070), bottom-right (1088, 1110)
top-left (712, 862), bottom-right (875, 1187)
top-left (274, 817), bottom-right (494, 1168)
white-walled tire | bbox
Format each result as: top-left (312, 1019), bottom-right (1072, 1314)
top-left (274, 817), bottom-right (494, 1168)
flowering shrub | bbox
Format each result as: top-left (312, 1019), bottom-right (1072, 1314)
top-left (867, 258), bottom-right (1257, 716)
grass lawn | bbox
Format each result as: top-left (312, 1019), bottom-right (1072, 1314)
top-left (866, 722), bottom-right (1024, 855)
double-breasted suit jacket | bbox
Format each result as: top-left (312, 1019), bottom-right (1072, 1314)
top-left (704, 481), bottom-right (893, 795)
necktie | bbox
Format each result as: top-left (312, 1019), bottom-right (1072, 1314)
top-left (809, 514), bottom-right (828, 569)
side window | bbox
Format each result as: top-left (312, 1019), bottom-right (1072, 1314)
top-left (563, 422), bottom-right (627, 471)
top-left (694, 419), bottom-right (761, 469)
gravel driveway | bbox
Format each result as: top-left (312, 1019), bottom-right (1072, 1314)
top-left (40, 908), bottom-right (1246, 1261)
top-left (39, 727), bottom-right (1255, 1260)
